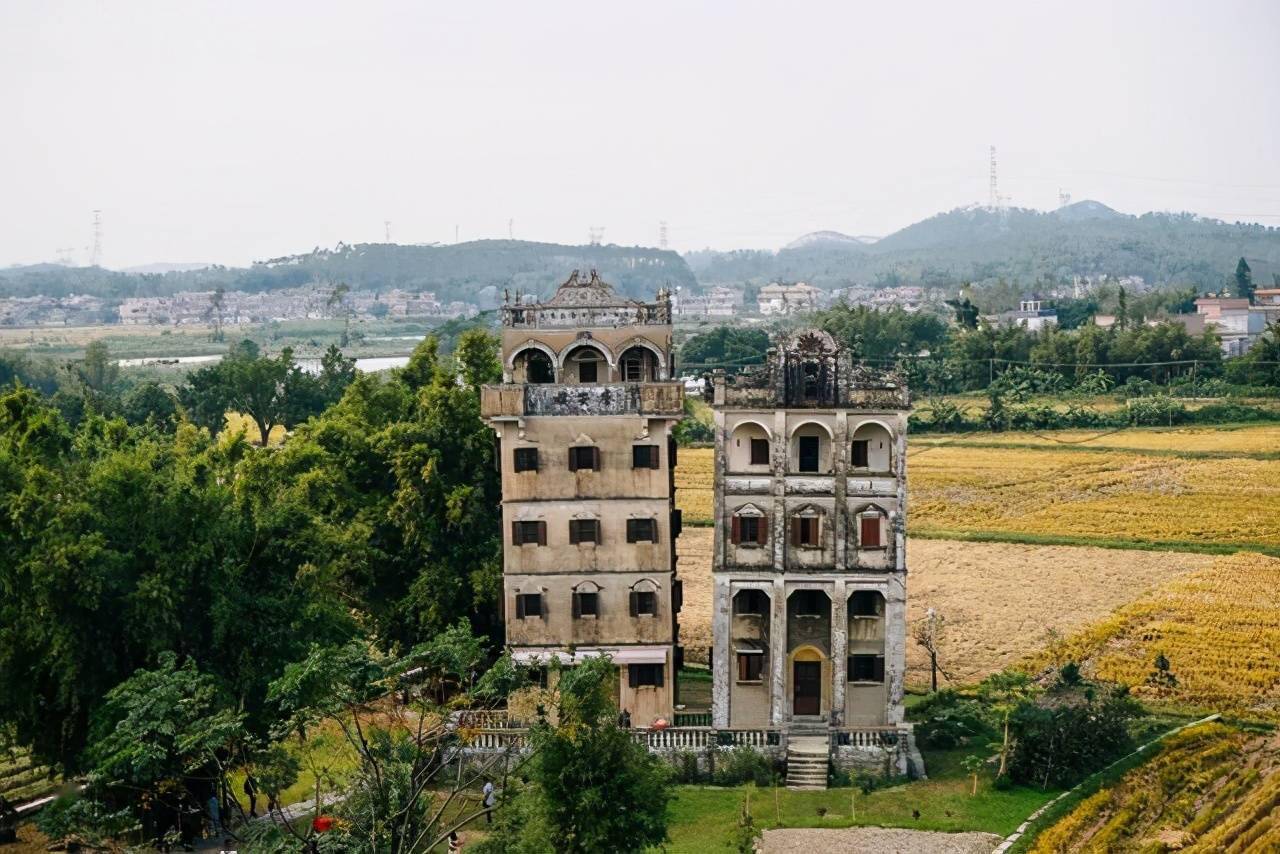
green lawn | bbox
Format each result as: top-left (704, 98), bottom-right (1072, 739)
top-left (660, 743), bottom-right (1059, 853)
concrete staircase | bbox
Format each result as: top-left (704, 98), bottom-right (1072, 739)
top-left (785, 735), bottom-right (829, 790)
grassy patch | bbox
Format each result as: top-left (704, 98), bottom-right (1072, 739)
top-left (908, 527), bottom-right (1280, 558)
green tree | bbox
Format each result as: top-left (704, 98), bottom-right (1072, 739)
top-left (121, 380), bottom-right (178, 430)
top-left (453, 327), bottom-right (501, 388)
top-left (76, 340), bottom-right (120, 393)
top-left (1234, 257), bottom-right (1254, 301)
top-left (977, 670), bottom-right (1038, 780)
top-left (679, 326), bottom-right (770, 374)
top-left (476, 656), bottom-right (672, 854)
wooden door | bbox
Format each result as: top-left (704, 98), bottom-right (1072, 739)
top-left (793, 661), bottom-right (821, 716)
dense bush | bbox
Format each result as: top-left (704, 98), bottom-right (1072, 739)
top-left (909, 690), bottom-right (987, 750)
top-left (711, 747), bottom-right (778, 787)
top-left (1007, 684), bottom-right (1142, 789)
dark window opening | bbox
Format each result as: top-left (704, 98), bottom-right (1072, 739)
top-left (632, 444), bottom-right (660, 469)
top-left (749, 438), bottom-right (770, 465)
top-left (737, 653), bottom-right (764, 682)
top-left (860, 515), bottom-right (883, 548)
top-left (628, 663), bottom-right (664, 688)
top-left (851, 439), bottom-right (869, 468)
top-left (793, 590), bottom-right (825, 617)
top-left (573, 590), bottom-right (599, 618)
top-left (626, 518), bottom-right (657, 543)
top-left (568, 446), bottom-right (600, 471)
top-left (568, 518), bottom-right (600, 545)
top-left (514, 447), bottom-right (539, 472)
top-left (732, 514), bottom-right (766, 545)
top-left (630, 590), bottom-right (658, 617)
top-left (578, 357), bottom-right (598, 383)
top-left (802, 361), bottom-right (819, 400)
top-left (526, 353), bottom-right (554, 384)
top-left (515, 593), bottom-right (543, 619)
top-left (850, 591), bottom-right (881, 617)
top-left (798, 435), bottom-right (820, 472)
top-left (528, 666), bottom-right (549, 689)
top-left (512, 520), bottom-right (546, 546)
top-left (848, 654), bottom-right (885, 683)
top-left (734, 589), bottom-right (769, 617)
top-left (792, 515), bottom-right (820, 547)
top-left (622, 358), bottom-right (643, 382)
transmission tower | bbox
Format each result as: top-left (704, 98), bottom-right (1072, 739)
top-left (587, 226), bottom-right (604, 246)
top-left (90, 210), bottom-right (103, 267)
top-left (508, 218), bottom-right (514, 240)
top-left (384, 220), bottom-right (392, 242)
top-left (658, 220), bottom-right (669, 250)
top-left (1058, 189), bottom-right (1072, 209)
top-left (988, 147), bottom-right (999, 210)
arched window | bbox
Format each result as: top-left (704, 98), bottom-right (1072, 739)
top-left (854, 506), bottom-right (888, 549)
top-left (629, 579), bottom-right (660, 617)
top-left (850, 422), bottom-right (893, 471)
top-left (730, 504), bottom-right (768, 546)
top-left (789, 505), bottom-right (825, 549)
top-left (572, 581), bottom-right (601, 618)
top-left (562, 343), bottom-right (610, 384)
top-left (789, 422), bottom-right (833, 474)
top-left (620, 345), bottom-right (659, 383)
top-left (802, 361), bottom-right (820, 401)
top-left (728, 422), bottom-right (771, 472)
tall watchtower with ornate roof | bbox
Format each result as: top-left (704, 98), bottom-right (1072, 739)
top-left (708, 330), bottom-right (911, 745)
top-left (480, 270), bottom-right (685, 724)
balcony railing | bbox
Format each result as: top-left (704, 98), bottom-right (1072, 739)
top-left (481, 382), bottom-right (684, 418)
top-left (828, 726), bottom-right (908, 749)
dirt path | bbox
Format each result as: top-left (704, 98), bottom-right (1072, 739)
top-left (761, 827), bottom-right (1002, 854)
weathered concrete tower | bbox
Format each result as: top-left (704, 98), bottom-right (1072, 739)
top-left (480, 271), bottom-right (685, 725)
top-left (708, 330), bottom-right (910, 733)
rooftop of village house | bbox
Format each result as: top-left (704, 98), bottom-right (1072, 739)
top-left (500, 270), bottom-right (672, 328)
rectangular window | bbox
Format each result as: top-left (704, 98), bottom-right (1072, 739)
top-left (628, 663), bottom-right (664, 688)
top-left (794, 590), bottom-right (824, 616)
top-left (528, 666), bottom-right (549, 689)
top-left (622, 358), bottom-right (642, 382)
top-left (578, 359), bottom-right (598, 383)
top-left (511, 520), bottom-right (546, 546)
top-left (735, 589), bottom-right (768, 616)
top-left (568, 519), bottom-right (600, 545)
top-left (736, 653), bottom-right (764, 683)
top-left (851, 440), bottom-right (870, 468)
top-left (573, 591), bottom-right (599, 618)
top-left (733, 515), bottom-right (764, 545)
top-left (632, 444), bottom-right (660, 469)
top-left (793, 516), bottom-right (820, 547)
top-left (626, 518), bottom-right (657, 543)
top-left (860, 515), bottom-right (883, 549)
top-left (513, 447), bottom-right (539, 472)
top-left (750, 438), bottom-right (770, 465)
top-left (630, 590), bottom-right (657, 617)
top-left (568, 446), bottom-right (600, 471)
top-left (515, 593), bottom-right (543, 619)
top-left (848, 654), bottom-right (885, 683)
top-left (850, 591), bottom-right (881, 617)
top-left (798, 436), bottom-right (820, 472)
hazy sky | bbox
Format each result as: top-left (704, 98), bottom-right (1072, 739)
top-left (3, 0), bottom-right (1279, 268)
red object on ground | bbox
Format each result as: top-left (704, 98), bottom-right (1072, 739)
top-left (652, 718), bottom-right (669, 730)
top-left (313, 816), bottom-right (335, 833)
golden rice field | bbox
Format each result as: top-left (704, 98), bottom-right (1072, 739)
top-left (674, 529), bottom-right (1212, 685)
top-left (1030, 722), bottom-right (1280, 853)
top-left (915, 423), bottom-right (1280, 455)
top-left (909, 445), bottom-right (1280, 550)
top-left (1029, 552), bottom-right (1280, 719)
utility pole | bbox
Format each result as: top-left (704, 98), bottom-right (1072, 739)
top-left (659, 221), bottom-right (669, 250)
top-left (384, 220), bottom-right (392, 243)
top-left (588, 226), bottom-right (604, 246)
top-left (988, 147), bottom-right (999, 210)
top-left (455, 224), bottom-right (460, 244)
top-left (509, 218), bottom-right (514, 240)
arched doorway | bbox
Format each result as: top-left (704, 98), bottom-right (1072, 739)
top-left (791, 645), bottom-right (824, 717)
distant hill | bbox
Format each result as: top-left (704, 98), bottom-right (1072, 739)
top-left (0, 240), bottom-right (696, 302)
top-left (783, 231), bottom-right (873, 250)
top-left (119, 262), bottom-right (213, 274)
top-left (688, 205), bottom-right (1280, 290)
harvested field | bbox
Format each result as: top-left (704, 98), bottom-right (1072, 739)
top-left (1029, 552), bottom-right (1280, 718)
top-left (915, 423), bottom-right (1280, 455)
top-left (675, 530), bottom-right (1210, 685)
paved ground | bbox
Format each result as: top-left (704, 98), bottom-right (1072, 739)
top-left (761, 827), bottom-right (1003, 854)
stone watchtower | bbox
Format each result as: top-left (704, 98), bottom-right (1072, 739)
top-left (480, 271), bottom-right (685, 725)
top-left (708, 330), bottom-right (910, 742)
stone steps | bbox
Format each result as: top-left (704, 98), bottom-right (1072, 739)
top-left (785, 735), bottom-right (829, 790)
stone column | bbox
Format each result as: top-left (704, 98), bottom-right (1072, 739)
top-left (884, 573), bottom-right (908, 725)
top-left (711, 577), bottom-right (732, 727)
top-left (833, 410), bottom-right (848, 570)
top-left (770, 576), bottom-right (787, 725)
top-left (829, 578), bottom-right (848, 726)
top-left (772, 409), bottom-right (787, 572)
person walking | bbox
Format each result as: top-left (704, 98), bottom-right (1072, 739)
top-left (481, 780), bottom-right (496, 825)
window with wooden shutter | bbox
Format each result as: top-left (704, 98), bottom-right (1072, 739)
top-left (516, 593), bottom-right (542, 619)
top-left (755, 515), bottom-right (768, 545)
top-left (737, 653), bottom-right (764, 683)
top-left (578, 358), bottom-right (598, 383)
top-left (852, 439), bottom-right (870, 468)
top-left (628, 663), bottom-right (663, 687)
top-left (632, 444), bottom-right (659, 469)
top-left (790, 516), bottom-right (802, 546)
top-left (630, 590), bottom-right (657, 617)
top-left (750, 438), bottom-right (769, 465)
top-left (569, 446), bottom-right (600, 471)
top-left (573, 590), bottom-right (598, 618)
top-left (860, 515), bottom-right (883, 548)
top-left (626, 518), bottom-right (657, 543)
top-left (513, 520), bottom-right (544, 546)
top-left (795, 516), bottom-right (819, 547)
top-left (731, 515), bottom-right (742, 544)
top-left (569, 519), bottom-right (599, 545)
top-left (514, 447), bottom-right (539, 472)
